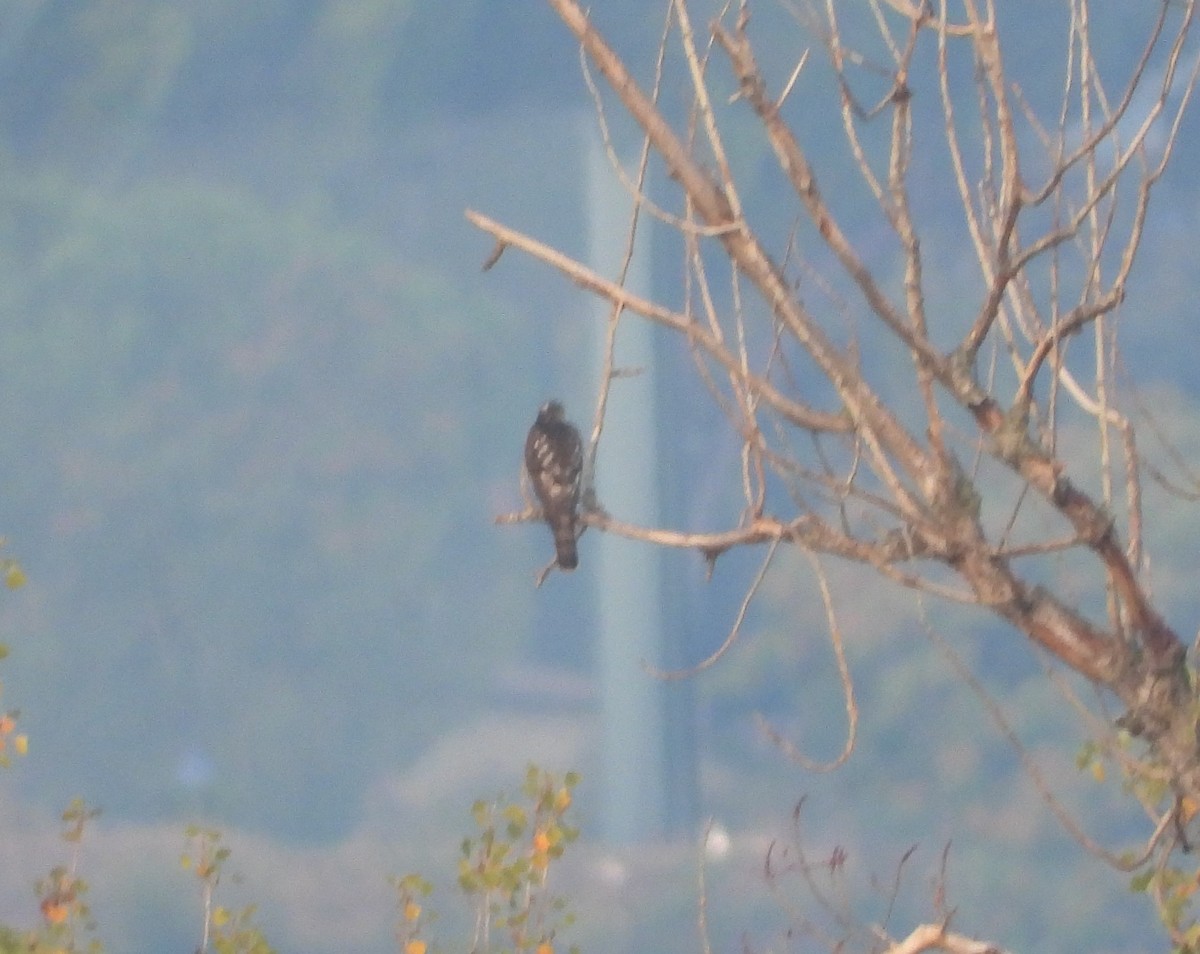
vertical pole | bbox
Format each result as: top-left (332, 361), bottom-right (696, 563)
top-left (585, 125), bottom-right (668, 843)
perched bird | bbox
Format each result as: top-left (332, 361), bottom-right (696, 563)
top-left (524, 400), bottom-right (584, 570)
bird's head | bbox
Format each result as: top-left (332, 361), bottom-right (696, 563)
top-left (537, 400), bottom-right (566, 423)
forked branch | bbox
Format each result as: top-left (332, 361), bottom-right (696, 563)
top-left (480, 0), bottom-right (1200, 861)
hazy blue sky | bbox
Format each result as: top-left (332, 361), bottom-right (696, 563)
top-left (0, 2), bottom-right (1195, 952)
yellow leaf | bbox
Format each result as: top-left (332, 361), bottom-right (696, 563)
top-left (554, 788), bottom-right (572, 813)
top-left (1091, 761), bottom-right (1105, 783)
top-left (212, 906), bottom-right (230, 927)
top-left (41, 900), bottom-right (69, 925)
top-left (15, 734), bottom-right (27, 756)
top-left (5, 565), bottom-right (25, 589)
top-left (405, 940), bottom-right (427, 954)
top-left (536, 943), bottom-right (554, 954)
top-left (404, 900), bottom-right (421, 922)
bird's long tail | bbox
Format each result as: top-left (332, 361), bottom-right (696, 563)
top-left (553, 520), bottom-right (578, 570)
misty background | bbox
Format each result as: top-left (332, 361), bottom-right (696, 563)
top-left (0, 2), bottom-right (1196, 952)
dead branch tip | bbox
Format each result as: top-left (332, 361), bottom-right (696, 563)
top-left (481, 240), bottom-right (507, 271)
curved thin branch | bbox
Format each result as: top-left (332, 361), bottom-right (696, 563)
top-left (713, 17), bottom-right (945, 375)
top-left (645, 538), bottom-right (780, 680)
top-left (549, 0), bottom-right (936, 515)
top-left (466, 209), bottom-right (851, 435)
top-left (917, 598), bottom-right (1165, 871)
top-left (754, 550), bottom-right (858, 772)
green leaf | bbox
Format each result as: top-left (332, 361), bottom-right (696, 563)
top-left (472, 800), bottom-right (490, 828)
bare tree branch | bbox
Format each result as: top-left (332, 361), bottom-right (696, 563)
top-left (478, 0), bottom-right (1200, 943)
